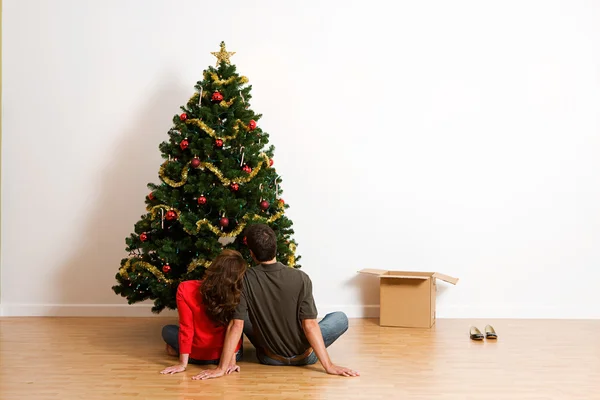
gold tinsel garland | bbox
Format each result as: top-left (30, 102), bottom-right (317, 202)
top-left (209, 73), bottom-right (249, 86)
top-left (158, 161), bottom-right (190, 187)
top-left (189, 93), bottom-right (204, 104)
top-left (159, 153), bottom-right (270, 188)
top-left (120, 240), bottom-right (296, 287)
top-left (148, 204), bottom-right (182, 219)
top-left (219, 98), bottom-right (236, 108)
top-left (119, 258), bottom-right (175, 284)
top-left (188, 90), bottom-right (242, 108)
top-left (186, 118), bottom-right (230, 139)
top-left (287, 243), bottom-right (297, 267)
top-left (233, 119), bottom-right (250, 133)
top-left (120, 205), bottom-right (297, 283)
top-left (119, 257), bottom-right (213, 285)
top-left (203, 153), bottom-right (270, 185)
top-left (145, 201), bottom-right (285, 239)
top-left (194, 205), bottom-right (285, 237)
top-left (185, 118), bottom-right (249, 141)
top-left (188, 258), bottom-right (212, 272)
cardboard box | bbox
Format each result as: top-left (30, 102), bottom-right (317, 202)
top-left (358, 269), bottom-right (459, 328)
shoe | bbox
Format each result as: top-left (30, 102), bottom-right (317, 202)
top-left (469, 326), bottom-right (484, 340)
top-left (484, 325), bottom-right (497, 340)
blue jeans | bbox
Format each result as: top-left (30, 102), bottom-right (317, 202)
top-left (161, 325), bottom-right (243, 365)
top-left (243, 311), bottom-right (349, 366)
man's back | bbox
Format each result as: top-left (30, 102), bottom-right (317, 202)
top-left (234, 262), bottom-right (318, 357)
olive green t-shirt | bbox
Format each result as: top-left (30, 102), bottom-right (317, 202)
top-left (232, 262), bottom-right (318, 357)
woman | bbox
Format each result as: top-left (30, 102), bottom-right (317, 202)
top-left (160, 249), bottom-right (247, 374)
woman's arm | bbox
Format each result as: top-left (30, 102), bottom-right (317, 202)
top-left (161, 353), bottom-right (188, 374)
top-left (192, 319), bottom-right (244, 380)
top-left (161, 285), bottom-right (194, 374)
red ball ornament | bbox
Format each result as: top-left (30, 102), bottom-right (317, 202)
top-left (179, 113), bottom-right (187, 121)
top-left (179, 139), bottom-right (189, 150)
top-left (211, 91), bottom-right (224, 102)
top-left (197, 195), bottom-right (207, 205)
top-left (140, 233), bottom-right (148, 242)
top-left (269, 158), bottom-right (274, 167)
top-left (148, 192), bottom-right (155, 200)
top-left (215, 139), bottom-right (224, 148)
top-left (279, 199), bottom-right (285, 205)
top-left (242, 165), bottom-right (252, 173)
top-left (260, 200), bottom-right (270, 210)
top-left (191, 157), bottom-right (201, 168)
top-left (219, 217), bottom-right (229, 227)
top-left (243, 236), bottom-right (247, 245)
top-left (248, 120), bottom-right (257, 130)
top-left (165, 210), bottom-right (177, 221)
top-left (230, 183), bottom-right (240, 191)
top-left (162, 264), bottom-right (171, 273)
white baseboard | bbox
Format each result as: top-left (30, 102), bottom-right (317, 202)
top-left (317, 305), bottom-right (380, 319)
top-left (438, 305), bottom-right (600, 320)
top-left (1, 303), bottom-right (598, 319)
top-left (0, 303), bottom-right (376, 318)
top-left (0, 304), bottom-right (178, 317)
top-left (322, 305), bottom-right (600, 319)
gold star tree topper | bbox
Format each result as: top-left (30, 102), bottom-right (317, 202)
top-left (211, 41), bottom-right (235, 66)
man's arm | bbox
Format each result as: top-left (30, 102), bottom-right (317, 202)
top-left (228, 348), bottom-right (238, 372)
top-left (298, 273), bottom-right (358, 377)
top-left (302, 319), bottom-right (359, 377)
top-left (192, 319), bottom-right (243, 380)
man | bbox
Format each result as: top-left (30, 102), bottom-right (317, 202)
top-left (192, 224), bottom-right (359, 379)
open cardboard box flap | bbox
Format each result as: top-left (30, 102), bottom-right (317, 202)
top-left (358, 268), bottom-right (458, 285)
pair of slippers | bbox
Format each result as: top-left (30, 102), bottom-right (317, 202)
top-left (469, 325), bottom-right (497, 340)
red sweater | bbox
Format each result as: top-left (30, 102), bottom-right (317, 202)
top-left (176, 280), bottom-right (242, 360)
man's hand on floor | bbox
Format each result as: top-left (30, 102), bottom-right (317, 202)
top-left (325, 364), bottom-right (360, 377)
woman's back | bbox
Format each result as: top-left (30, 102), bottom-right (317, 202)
top-left (160, 250), bottom-right (246, 373)
top-left (176, 280), bottom-right (239, 360)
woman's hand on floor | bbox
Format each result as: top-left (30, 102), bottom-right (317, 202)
top-left (192, 367), bottom-right (225, 380)
top-left (160, 364), bottom-right (186, 374)
top-left (225, 364), bottom-right (240, 374)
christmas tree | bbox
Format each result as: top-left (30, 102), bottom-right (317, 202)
top-left (112, 42), bottom-right (300, 313)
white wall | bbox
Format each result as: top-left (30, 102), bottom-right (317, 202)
top-left (2, 0), bottom-right (600, 318)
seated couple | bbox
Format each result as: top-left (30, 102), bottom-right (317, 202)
top-left (160, 223), bottom-right (359, 379)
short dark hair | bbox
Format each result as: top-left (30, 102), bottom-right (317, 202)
top-left (245, 224), bottom-right (277, 262)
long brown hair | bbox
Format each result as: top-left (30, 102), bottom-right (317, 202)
top-left (201, 249), bottom-right (247, 326)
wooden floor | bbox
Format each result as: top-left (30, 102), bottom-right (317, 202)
top-left (1, 318), bottom-right (599, 399)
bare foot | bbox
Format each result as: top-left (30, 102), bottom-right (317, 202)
top-left (165, 344), bottom-right (178, 357)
